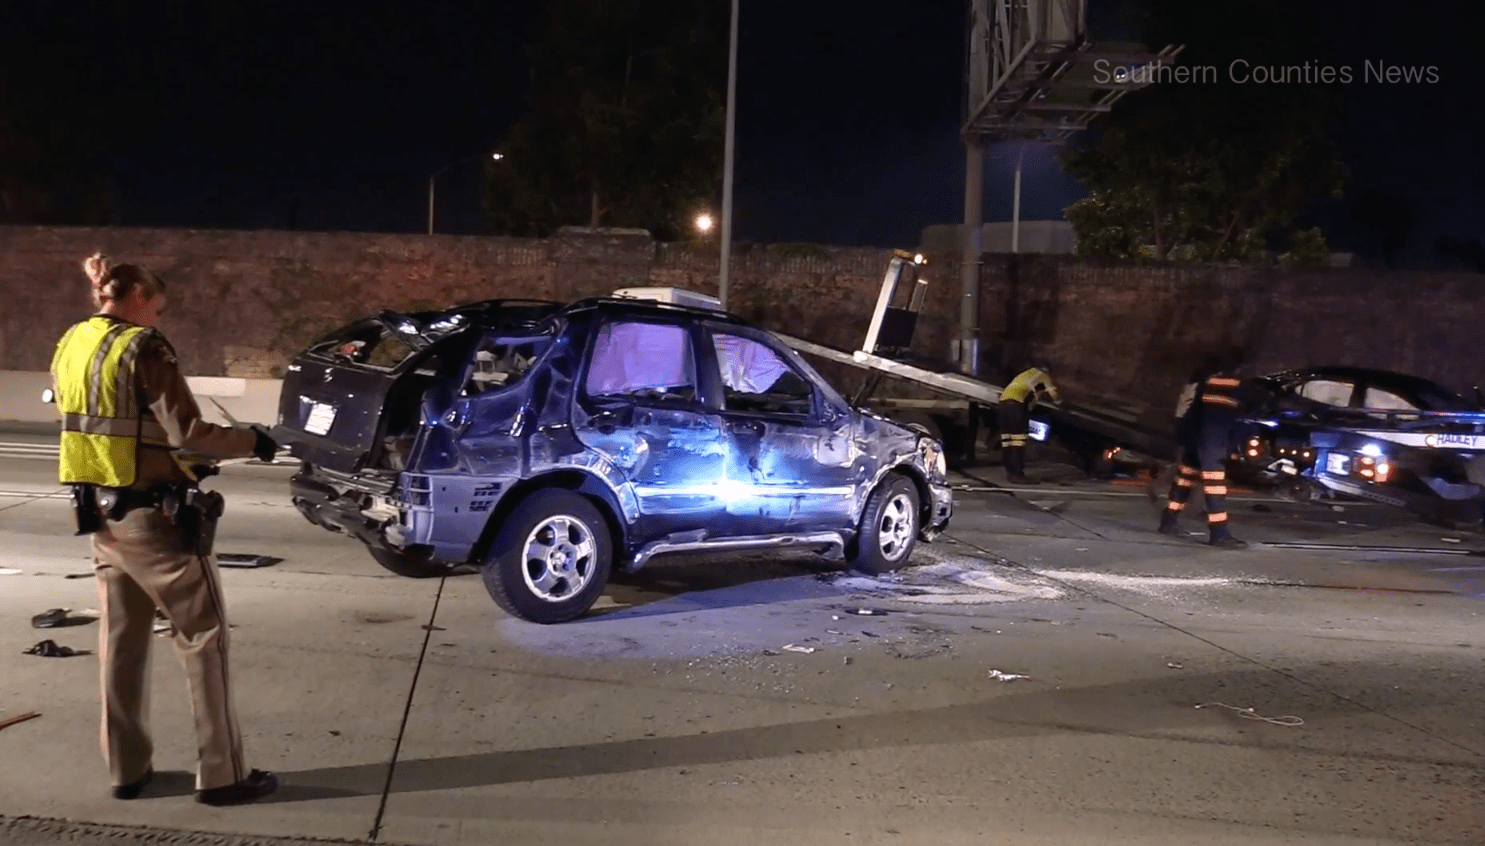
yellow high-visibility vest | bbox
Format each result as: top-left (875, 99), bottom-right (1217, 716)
top-left (999, 367), bottom-right (1059, 405)
top-left (51, 316), bottom-right (173, 487)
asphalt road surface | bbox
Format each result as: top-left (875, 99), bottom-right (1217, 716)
top-left (1, 446), bottom-right (1483, 846)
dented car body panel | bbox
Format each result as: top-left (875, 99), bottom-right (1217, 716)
top-left (1233, 367), bottom-right (1485, 523)
top-left (275, 297), bottom-right (953, 573)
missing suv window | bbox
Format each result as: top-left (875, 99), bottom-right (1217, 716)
top-left (712, 332), bottom-right (813, 416)
top-left (584, 321), bottom-right (697, 402)
top-left (313, 324), bottom-right (418, 371)
top-left (465, 335), bottom-right (551, 395)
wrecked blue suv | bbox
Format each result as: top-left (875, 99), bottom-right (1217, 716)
top-left (274, 295), bottom-right (953, 623)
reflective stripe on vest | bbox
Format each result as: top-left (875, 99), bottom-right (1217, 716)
top-left (52, 317), bottom-right (168, 487)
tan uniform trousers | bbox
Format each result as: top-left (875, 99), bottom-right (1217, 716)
top-left (92, 504), bottom-right (248, 791)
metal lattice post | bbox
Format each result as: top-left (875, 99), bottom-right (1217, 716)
top-left (959, 138), bottom-right (985, 375)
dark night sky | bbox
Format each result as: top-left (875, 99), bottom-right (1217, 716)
top-left (4, 2), bottom-right (1479, 265)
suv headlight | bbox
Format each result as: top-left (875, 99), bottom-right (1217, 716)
top-left (919, 438), bottom-right (947, 478)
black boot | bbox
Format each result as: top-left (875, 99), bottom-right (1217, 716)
top-left (112, 766), bottom-right (153, 800)
top-left (1005, 447), bottom-right (1030, 484)
top-left (1208, 524), bottom-right (1248, 549)
top-left (196, 770), bottom-right (279, 806)
top-left (1157, 509), bottom-right (1182, 536)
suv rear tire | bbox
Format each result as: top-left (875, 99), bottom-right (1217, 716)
top-left (481, 489), bottom-right (612, 624)
top-left (849, 474), bottom-right (920, 576)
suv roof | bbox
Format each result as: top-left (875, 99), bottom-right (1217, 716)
top-left (557, 296), bottom-right (753, 326)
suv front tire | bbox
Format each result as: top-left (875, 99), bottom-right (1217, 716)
top-left (849, 474), bottom-right (920, 576)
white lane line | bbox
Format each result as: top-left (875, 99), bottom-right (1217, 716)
top-left (954, 484), bottom-right (1278, 503)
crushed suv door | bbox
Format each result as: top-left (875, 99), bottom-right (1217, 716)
top-left (704, 326), bottom-right (859, 535)
top-left (276, 312), bottom-right (440, 474)
top-left (572, 317), bottom-right (731, 540)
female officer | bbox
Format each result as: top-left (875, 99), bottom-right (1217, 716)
top-left (51, 253), bottom-right (279, 804)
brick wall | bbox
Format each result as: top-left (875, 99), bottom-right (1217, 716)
top-left (0, 227), bottom-right (912, 393)
top-left (4, 225), bottom-right (1482, 422)
top-left (936, 253), bottom-right (1485, 430)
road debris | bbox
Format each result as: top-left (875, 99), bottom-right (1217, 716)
top-left (31, 608), bottom-right (99, 629)
top-left (0, 712), bottom-right (41, 732)
top-left (218, 553), bottom-right (279, 568)
top-left (781, 644), bottom-right (817, 654)
top-left (1196, 701), bottom-right (1304, 726)
top-left (23, 640), bottom-right (87, 658)
top-left (64, 573), bottom-right (93, 579)
top-left (846, 607), bottom-right (889, 616)
top-left (0, 568), bottom-right (21, 576)
top-left (1167, 662), bottom-right (1184, 669)
top-left (987, 669), bottom-right (1031, 682)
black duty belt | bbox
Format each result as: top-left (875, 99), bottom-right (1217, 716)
top-left (92, 483), bottom-right (194, 518)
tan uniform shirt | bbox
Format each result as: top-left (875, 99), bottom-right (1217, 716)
top-left (132, 335), bottom-right (257, 488)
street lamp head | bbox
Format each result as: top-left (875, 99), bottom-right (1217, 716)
top-left (491, 152), bottom-right (504, 161)
top-left (695, 213), bottom-right (714, 233)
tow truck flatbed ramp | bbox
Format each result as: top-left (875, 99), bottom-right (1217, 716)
top-left (773, 332), bottom-right (1006, 406)
top-left (773, 254), bottom-right (1172, 464)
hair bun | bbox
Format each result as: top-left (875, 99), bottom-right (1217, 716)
top-left (83, 252), bottom-right (114, 286)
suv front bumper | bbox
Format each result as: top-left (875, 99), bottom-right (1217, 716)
top-left (921, 480), bottom-right (953, 540)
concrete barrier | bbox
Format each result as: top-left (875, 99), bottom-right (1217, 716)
top-left (0, 370), bottom-right (283, 428)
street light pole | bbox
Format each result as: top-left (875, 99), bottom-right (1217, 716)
top-left (427, 151), bottom-right (502, 235)
top-left (719, 0), bottom-right (739, 309)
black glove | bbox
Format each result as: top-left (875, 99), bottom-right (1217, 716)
top-left (250, 425), bottom-right (278, 463)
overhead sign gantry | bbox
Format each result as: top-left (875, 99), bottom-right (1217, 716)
top-left (955, 0), bottom-right (1182, 375)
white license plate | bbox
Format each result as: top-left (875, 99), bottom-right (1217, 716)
top-left (1324, 452), bottom-right (1349, 475)
top-left (1028, 420), bottom-right (1050, 442)
top-left (305, 401), bottom-right (337, 436)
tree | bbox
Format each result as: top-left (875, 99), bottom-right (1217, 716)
top-left (482, 0), bottom-right (727, 240)
top-left (1280, 227), bottom-right (1331, 268)
top-left (1060, 0), bottom-right (1347, 262)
